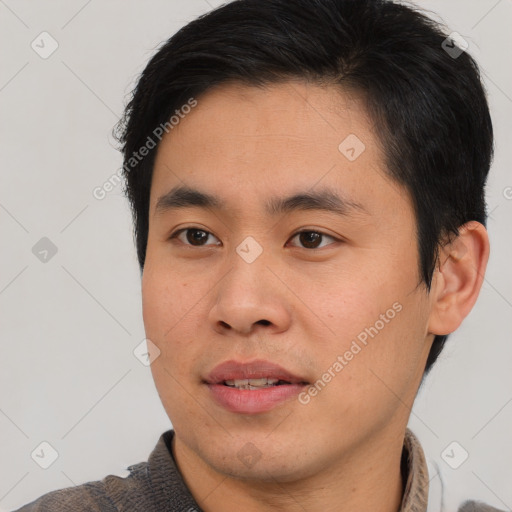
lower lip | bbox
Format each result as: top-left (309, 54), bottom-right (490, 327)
top-left (206, 383), bottom-right (306, 414)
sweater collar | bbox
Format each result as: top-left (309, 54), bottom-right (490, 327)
top-left (401, 428), bottom-right (430, 511)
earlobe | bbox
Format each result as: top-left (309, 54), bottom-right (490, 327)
top-left (427, 221), bottom-right (490, 336)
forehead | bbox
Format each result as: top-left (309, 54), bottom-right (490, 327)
top-left (163, 80), bottom-right (369, 150)
top-left (150, 80), bottom-right (409, 223)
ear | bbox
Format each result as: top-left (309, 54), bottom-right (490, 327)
top-left (427, 221), bottom-right (490, 336)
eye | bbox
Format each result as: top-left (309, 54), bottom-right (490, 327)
top-left (169, 227), bottom-right (339, 250)
top-left (169, 227), bottom-right (221, 247)
top-left (287, 230), bottom-right (339, 249)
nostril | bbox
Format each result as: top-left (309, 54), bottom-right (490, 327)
top-left (257, 320), bottom-right (271, 326)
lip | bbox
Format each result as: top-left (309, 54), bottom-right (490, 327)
top-left (204, 359), bottom-right (309, 414)
top-left (205, 359), bottom-right (307, 384)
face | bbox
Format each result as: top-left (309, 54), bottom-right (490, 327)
top-left (142, 80), bottom-right (435, 482)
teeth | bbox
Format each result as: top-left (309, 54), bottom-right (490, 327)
top-left (224, 378), bottom-right (281, 389)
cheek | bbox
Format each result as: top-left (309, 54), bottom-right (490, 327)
top-left (313, 255), bottom-right (428, 398)
top-left (141, 258), bottom-right (193, 339)
top-left (141, 260), bottom-right (213, 375)
top-left (341, 293), bottom-right (428, 409)
top-left (311, 265), bottom-right (399, 346)
top-left (141, 267), bottom-right (168, 341)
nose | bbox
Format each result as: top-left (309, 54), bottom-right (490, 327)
top-left (208, 249), bottom-right (292, 337)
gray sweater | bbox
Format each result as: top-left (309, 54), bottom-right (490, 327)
top-left (12, 429), bottom-right (505, 512)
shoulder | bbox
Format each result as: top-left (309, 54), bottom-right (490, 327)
top-left (11, 430), bottom-right (199, 512)
top-left (11, 461), bottom-right (151, 512)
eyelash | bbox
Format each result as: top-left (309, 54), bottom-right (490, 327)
top-left (168, 227), bottom-right (340, 250)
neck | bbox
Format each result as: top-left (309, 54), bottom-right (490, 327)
top-left (171, 427), bottom-right (406, 512)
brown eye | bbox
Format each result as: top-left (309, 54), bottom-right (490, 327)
top-left (170, 228), bottom-right (220, 247)
top-left (288, 230), bottom-right (338, 249)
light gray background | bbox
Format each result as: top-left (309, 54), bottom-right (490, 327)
top-left (0, 0), bottom-right (511, 510)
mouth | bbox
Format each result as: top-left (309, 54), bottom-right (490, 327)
top-left (204, 359), bottom-right (310, 414)
top-left (205, 358), bottom-right (309, 386)
top-left (222, 378), bottom-right (299, 390)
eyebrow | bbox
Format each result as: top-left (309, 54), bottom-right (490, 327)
top-left (154, 185), bottom-right (370, 219)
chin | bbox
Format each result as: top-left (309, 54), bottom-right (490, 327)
top-left (211, 454), bottom-right (310, 483)
top-left (196, 435), bottom-right (319, 483)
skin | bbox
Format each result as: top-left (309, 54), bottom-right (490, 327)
top-left (142, 80), bottom-right (489, 512)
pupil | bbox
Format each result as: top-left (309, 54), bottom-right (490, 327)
top-left (300, 231), bottom-right (321, 249)
top-left (187, 229), bottom-right (207, 245)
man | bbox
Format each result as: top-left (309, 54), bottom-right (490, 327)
top-left (14, 0), bottom-right (502, 510)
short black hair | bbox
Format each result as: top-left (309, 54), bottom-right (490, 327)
top-left (114, 0), bottom-right (493, 376)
